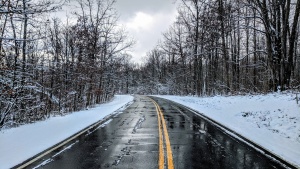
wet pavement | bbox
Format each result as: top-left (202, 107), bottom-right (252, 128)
top-left (26, 95), bottom-right (289, 169)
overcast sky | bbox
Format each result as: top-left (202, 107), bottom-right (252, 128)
top-left (114, 0), bottom-right (179, 64)
top-left (55, 0), bottom-right (179, 64)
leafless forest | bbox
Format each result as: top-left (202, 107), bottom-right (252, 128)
top-left (1, 0), bottom-right (300, 128)
top-left (135, 0), bottom-right (300, 95)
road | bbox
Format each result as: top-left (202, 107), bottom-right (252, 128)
top-left (25, 95), bottom-right (288, 169)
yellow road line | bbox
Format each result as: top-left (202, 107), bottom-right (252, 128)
top-left (157, 104), bottom-right (174, 169)
top-left (151, 98), bottom-right (174, 169)
top-left (154, 101), bottom-right (165, 169)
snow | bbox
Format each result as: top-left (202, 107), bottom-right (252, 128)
top-left (155, 92), bottom-right (300, 168)
top-left (0, 95), bottom-right (133, 169)
top-left (1, 93), bottom-right (299, 168)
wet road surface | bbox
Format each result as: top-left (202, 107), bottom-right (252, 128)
top-left (26, 95), bottom-right (288, 169)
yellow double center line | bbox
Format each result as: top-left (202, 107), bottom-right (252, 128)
top-left (151, 99), bottom-right (174, 169)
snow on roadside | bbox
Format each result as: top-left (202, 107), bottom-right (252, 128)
top-left (155, 93), bottom-right (300, 168)
top-left (0, 95), bottom-right (134, 169)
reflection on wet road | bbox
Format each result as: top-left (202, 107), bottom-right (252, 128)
top-left (153, 97), bottom-right (285, 169)
top-left (28, 95), bottom-right (288, 169)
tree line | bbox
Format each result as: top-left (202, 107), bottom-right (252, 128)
top-left (0, 0), bottom-right (133, 129)
top-left (122, 0), bottom-right (300, 95)
top-left (2, 0), bottom-right (300, 129)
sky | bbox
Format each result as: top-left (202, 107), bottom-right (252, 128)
top-left (53, 0), bottom-right (179, 64)
top-left (114, 0), bottom-right (179, 64)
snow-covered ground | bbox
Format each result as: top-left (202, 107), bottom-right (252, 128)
top-left (0, 95), bottom-right (133, 169)
top-left (155, 92), bottom-right (300, 168)
top-left (1, 93), bottom-right (299, 168)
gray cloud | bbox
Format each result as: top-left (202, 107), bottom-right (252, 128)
top-left (115, 0), bottom-right (177, 20)
top-left (60, 0), bottom-right (179, 64)
top-left (114, 0), bottom-right (179, 63)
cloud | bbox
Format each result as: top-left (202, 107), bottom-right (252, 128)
top-left (126, 12), bottom-right (154, 32)
top-left (53, 0), bottom-right (179, 64)
top-left (113, 0), bottom-right (180, 64)
top-left (115, 0), bottom-right (177, 20)
top-left (121, 9), bottom-right (178, 64)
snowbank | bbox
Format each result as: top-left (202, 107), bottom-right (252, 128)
top-left (155, 93), bottom-right (300, 168)
top-left (0, 95), bottom-right (134, 169)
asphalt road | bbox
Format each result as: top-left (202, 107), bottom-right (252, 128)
top-left (25, 95), bottom-right (288, 169)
